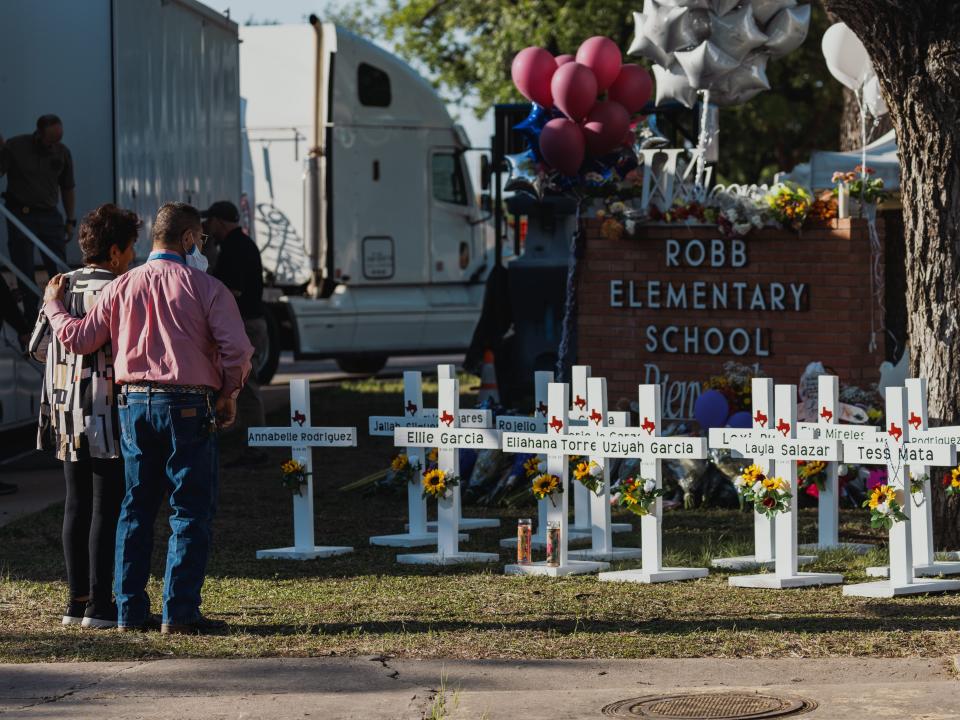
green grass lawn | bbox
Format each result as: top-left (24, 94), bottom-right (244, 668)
top-left (2, 377), bottom-right (959, 663)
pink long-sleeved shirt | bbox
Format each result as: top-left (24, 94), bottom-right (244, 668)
top-left (44, 255), bottom-right (253, 398)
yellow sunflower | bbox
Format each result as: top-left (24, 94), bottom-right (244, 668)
top-left (422, 468), bottom-right (447, 498)
top-left (427, 448), bottom-right (439, 464)
top-left (741, 464), bottom-right (765, 484)
top-left (869, 485), bottom-right (896, 509)
top-left (523, 456), bottom-right (542, 478)
top-left (798, 461), bottom-right (825, 479)
top-left (573, 461), bottom-right (591, 482)
top-left (952, 467), bottom-right (960, 489)
top-left (762, 476), bottom-right (785, 491)
top-left (391, 454), bottom-right (409, 472)
top-left (531, 473), bottom-right (560, 500)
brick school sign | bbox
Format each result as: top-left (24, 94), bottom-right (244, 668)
top-left (576, 218), bottom-right (884, 419)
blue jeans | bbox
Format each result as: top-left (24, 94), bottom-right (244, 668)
top-left (115, 391), bottom-right (219, 627)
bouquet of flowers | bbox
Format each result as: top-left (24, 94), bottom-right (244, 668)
top-left (702, 361), bottom-right (756, 414)
top-left (808, 190), bottom-right (838, 222)
top-left (797, 460), bottom-right (828, 494)
top-left (708, 185), bottom-right (769, 238)
top-left (765, 182), bottom-right (812, 231)
top-left (832, 165), bottom-right (888, 205)
top-left (863, 483), bottom-right (907, 529)
top-left (389, 453), bottom-right (421, 487)
top-left (942, 467), bottom-right (960, 497)
top-left (734, 464), bottom-right (791, 517)
top-left (422, 467), bottom-right (459, 500)
top-left (572, 459), bottom-right (604, 495)
top-left (617, 475), bottom-right (665, 516)
top-left (280, 459), bottom-right (309, 496)
top-left (531, 473), bottom-right (563, 506)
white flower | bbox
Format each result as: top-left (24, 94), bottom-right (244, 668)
top-left (733, 222), bottom-right (752, 236)
top-left (734, 476), bottom-right (747, 488)
top-left (643, 479), bottom-right (656, 493)
top-left (589, 462), bottom-right (603, 477)
top-left (838, 464), bottom-right (849, 476)
top-left (624, 219), bottom-right (636, 235)
top-left (875, 501), bottom-right (889, 515)
top-left (752, 480), bottom-right (764, 494)
top-left (609, 201), bottom-right (626, 215)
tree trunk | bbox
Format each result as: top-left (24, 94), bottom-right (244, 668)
top-left (838, 89), bottom-right (893, 152)
top-left (824, 1), bottom-right (960, 548)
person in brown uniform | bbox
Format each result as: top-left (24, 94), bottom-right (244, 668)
top-left (0, 114), bottom-right (77, 318)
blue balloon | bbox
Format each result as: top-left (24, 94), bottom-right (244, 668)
top-left (514, 103), bottom-right (551, 160)
top-left (727, 410), bottom-right (752, 429)
top-left (694, 390), bottom-right (731, 430)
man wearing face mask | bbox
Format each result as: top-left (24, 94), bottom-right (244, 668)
top-left (42, 201), bottom-right (253, 635)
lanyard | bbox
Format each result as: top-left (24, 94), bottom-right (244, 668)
top-left (148, 251), bottom-right (186, 265)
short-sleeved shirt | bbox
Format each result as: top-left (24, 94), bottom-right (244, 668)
top-left (211, 227), bottom-right (265, 319)
top-left (0, 133), bottom-right (75, 211)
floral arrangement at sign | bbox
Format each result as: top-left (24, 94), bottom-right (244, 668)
top-left (808, 190), bottom-right (839, 223)
top-left (531, 472), bottom-right (563, 506)
top-left (766, 182), bottom-right (813, 231)
top-left (832, 165), bottom-right (888, 207)
top-left (572, 459), bottom-right (604, 495)
top-left (797, 460), bottom-right (828, 494)
top-left (735, 464), bottom-right (792, 518)
top-left (422, 467), bottom-right (459, 500)
top-left (942, 467), bottom-right (960, 497)
top-left (280, 459), bottom-right (309, 496)
top-left (701, 361), bottom-right (755, 415)
top-left (389, 453), bottom-right (421, 488)
top-left (617, 475), bottom-right (665, 516)
top-left (863, 483), bottom-right (907, 529)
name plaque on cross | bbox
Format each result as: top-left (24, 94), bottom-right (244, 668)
top-left (729, 438), bottom-right (840, 462)
top-left (393, 427), bottom-right (500, 450)
top-left (500, 432), bottom-right (706, 459)
top-left (248, 427), bottom-right (357, 447)
top-left (369, 409), bottom-right (493, 435)
top-left (841, 439), bottom-right (954, 466)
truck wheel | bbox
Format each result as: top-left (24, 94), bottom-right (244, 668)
top-left (255, 311), bottom-right (281, 385)
top-left (336, 355), bottom-right (388, 375)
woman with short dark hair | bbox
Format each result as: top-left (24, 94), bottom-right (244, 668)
top-left (29, 203), bottom-right (140, 628)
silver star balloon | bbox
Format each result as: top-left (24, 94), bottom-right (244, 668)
top-left (504, 152), bottom-right (547, 199)
top-left (712, 0), bottom-right (742, 15)
top-left (662, 0), bottom-right (712, 7)
top-left (764, 4), bottom-right (810, 57)
top-left (751, 0), bottom-right (796, 26)
top-left (710, 4), bottom-right (767, 62)
top-left (653, 61), bottom-right (698, 107)
top-left (628, 2), bottom-right (687, 67)
top-left (675, 40), bottom-right (739, 86)
top-left (670, 8), bottom-right (712, 52)
top-left (710, 51), bottom-right (770, 105)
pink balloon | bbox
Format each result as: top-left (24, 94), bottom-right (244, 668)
top-left (555, 54), bottom-right (575, 67)
top-left (551, 62), bottom-right (598, 122)
top-left (575, 36), bottom-right (622, 92)
top-left (539, 118), bottom-right (585, 177)
top-left (511, 47), bottom-right (556, 108)
top-left (608, 64), bottom-right (653, 115)
top-left (583, 101), bottom-right (630, 156)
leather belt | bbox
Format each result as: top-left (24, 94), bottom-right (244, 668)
top-left (124, 383), bottom-right (212, 395)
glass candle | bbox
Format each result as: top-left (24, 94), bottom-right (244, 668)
top-left (545, 521), bottom-right (561, 567)
top-left (517, 518), bottom-right (532, 565)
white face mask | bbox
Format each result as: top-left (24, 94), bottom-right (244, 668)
top-left (186, 243), bottom-right (209, 273)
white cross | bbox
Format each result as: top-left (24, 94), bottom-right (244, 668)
top-left (795, 375), bottom-right (877, 553)
top-left (567, 377), bottom-right (643, 562)
top-left (600, 382), bottom-right (709, 583)
top-left (248, 378), bottom-right (355, 560)
top-left (727, 384), bottom-right (844, 589)
top-left (843, 380), bottom-right (960, 597)
top-left (392, 376), bottom-right (500, 566)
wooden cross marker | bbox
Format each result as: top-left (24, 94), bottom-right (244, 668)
top-left (864, 378), bottom-right (960, 579)
top-left (368, 371), bottom-right (469, 548)
top-left (710, 378), bottom-right (815, 571)
top-left (795, 374), bottom-right (876, 553)
top-left (599, 382), bottom-right (710, 583)
top-left (843, 385), bottom-right (960, 596)
top-left (728, 384), bottom-right (844, 588)
top-left (248, 378), bottom-right (355, 560)
top-left (567, 377), bottom-right (643, 562)
top-left (498, 371), bottom-right (554, 550)
top-left (392, 376), bottom-right (500, 566)
top-left (502, 382), bottom-right (611, 576)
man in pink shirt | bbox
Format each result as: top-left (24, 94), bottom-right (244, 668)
top-left (44, 201), bottom-right (253, 635)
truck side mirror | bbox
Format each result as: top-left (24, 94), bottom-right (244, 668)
top-left (479, 154), bottom-right (491, 192)
top-left (480, 192), bottom-right (492, 213)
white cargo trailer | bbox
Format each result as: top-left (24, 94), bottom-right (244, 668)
top-left (240, 20), bottom-right (491, 377)
top-left (0, 0), bottom-right (241, 429)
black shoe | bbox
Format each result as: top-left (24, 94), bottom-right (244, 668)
top-left (161, 614), bottom-right (227, 635)
top-left (0, 481), bottom-right (18, 496)
top-left (81, 602), bottom-right (118, 629)
top-left (61, 600), bottom-right (86, 626)
top-left (117, 613), bottom-right (162, 632)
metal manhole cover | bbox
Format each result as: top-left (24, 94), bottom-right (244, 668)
top-left (601, 692), bottom-right (817, 719)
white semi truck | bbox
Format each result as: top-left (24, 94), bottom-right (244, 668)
top-left (0, 0), bottom-right (241, 430)
top-left (240, 19), bottom-right (492, 378)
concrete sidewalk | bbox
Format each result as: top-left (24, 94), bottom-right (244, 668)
top-left (0, 656), bottom-right (957, 719)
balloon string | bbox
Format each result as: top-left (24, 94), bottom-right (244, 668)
top-left (695, 90), bottom-right (711, 199)
top-left (855, 87), bottom-right (885, 355)
top-left (556, 201), bottom-right (585, 383)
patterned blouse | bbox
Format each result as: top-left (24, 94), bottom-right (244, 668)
top-left (29, 267), bottom-right (120, 461)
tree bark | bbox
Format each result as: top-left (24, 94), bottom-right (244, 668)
top-left (824, 1), bottom-right (960, 548)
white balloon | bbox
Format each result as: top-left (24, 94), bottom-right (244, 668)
top-left (710, 51), bottom-right (770, 105)
top-left (751, 0), bottom-right (796, 26)
top-left (675, 40), bottom-right (739, 86)
top-left (821, 22), bottom-right (873, 90)
top-left (764, 4), bottom-right (810, 57)
top-left (670, 8), bottom-right (713, 52)
top-left (653, 62), bottom-right (698, 107)
top-left (863, 74), bottom-right (888, 117)
top-left (710, 4), bottom-right (768, 62)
